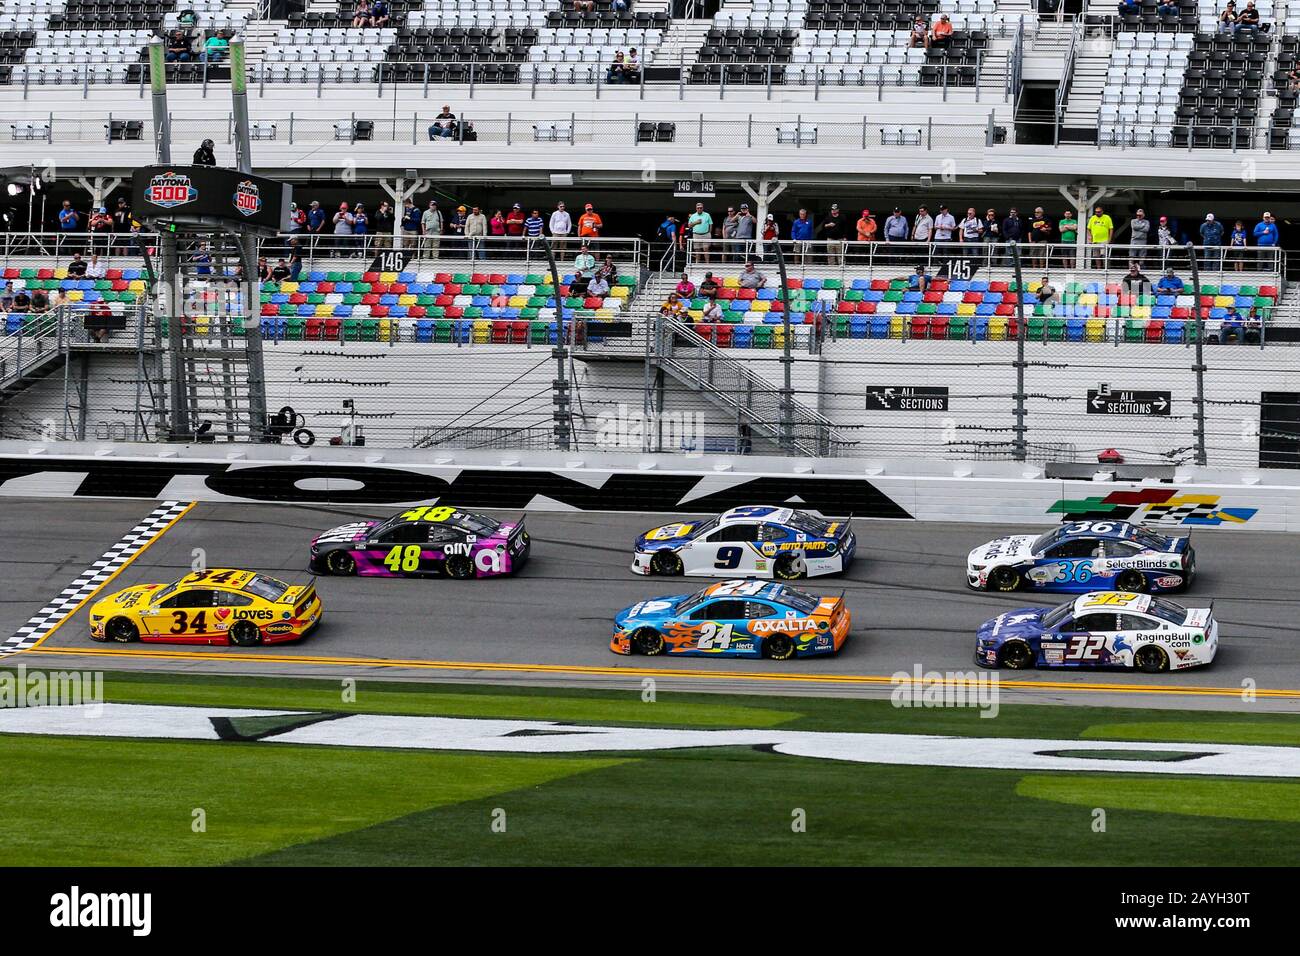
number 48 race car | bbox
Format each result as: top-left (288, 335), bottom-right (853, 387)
top-left (967, 520), bottom-right (1194, 594)
top-left (632, 505), bottom-right (856, 580)
top-left (976, 591), bottom-right (1218, 673)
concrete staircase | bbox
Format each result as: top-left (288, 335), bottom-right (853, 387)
top-left (1059, 40), bottom-right (1113, 142)
top-left (649, 19), bottom-right (713, 69)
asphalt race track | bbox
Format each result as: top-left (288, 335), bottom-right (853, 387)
top-left (4, 497), bottom-right (1300, 709)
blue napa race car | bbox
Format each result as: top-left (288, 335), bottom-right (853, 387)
top-left (631, 505), bottom-right (857, 580)
top-left (976, 591), bottom-right (1218, 673)
top-left (611, 579), bottom-right (851, 660)
top-left (966, 521), bottom-right (1195, 595)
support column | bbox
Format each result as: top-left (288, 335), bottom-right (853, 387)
top-left (1058, 182), bottom-right (1112, 268)
top-left (741, 177), bottom-right (788, 249)
top-left (380, 176), bottom-right (430, 251)
top-left (74, 175), bottom-right (122, 213)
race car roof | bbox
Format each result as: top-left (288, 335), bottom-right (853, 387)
top-left (718, 506), bottom-right (794, 524)
top-left (176, 569), bottom-right (256, 589)
top-left (1073, 591), bottom-right (1153, 614)
top-left (699, 580), bottom-right (816, 606)
top-left (1049, 521), bottom-right (1144, 541)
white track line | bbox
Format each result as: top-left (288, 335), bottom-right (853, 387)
top-left (1, 500), bottom-right (191, 657)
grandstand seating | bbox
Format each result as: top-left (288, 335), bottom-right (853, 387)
top-left (1115, 0), bottom-right (1201, 32)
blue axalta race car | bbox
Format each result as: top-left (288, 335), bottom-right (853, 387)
top-left (631, 505), bottom-right (856, 580)
top-left (966, 521), bottom-right (1195, 594)
top-left (976, 591), bottom-right (1219, 673)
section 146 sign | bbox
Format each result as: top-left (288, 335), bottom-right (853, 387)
top-left (866, 386), bottom-right (949, 411)
top-left (1086, 389), bottom-right (1171, 416)
top-left (674, 179), bottom-right (716, 198)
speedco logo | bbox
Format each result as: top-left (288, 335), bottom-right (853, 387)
top-left (144, 171), bottom-right (196, 209)
top-left (750, 618), bottom-right (824, 635)
top-left (50, 886), bottom-right (151, 936)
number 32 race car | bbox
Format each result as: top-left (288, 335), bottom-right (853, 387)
top-left (90, 569), bottom-right (322, 646)
top-left (632, 505), bottom-right (856, 580)
top-left (967, 520), bottom-right (1194, 594)
top-left (976, 591), bottom-right (1218, 672)
top-left (611, 579), bottom-right (850, 660)
top-left (309, 506), bottom-right (529, 579)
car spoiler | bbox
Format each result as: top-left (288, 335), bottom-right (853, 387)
top-left (835, 513), bottom-right (855, 538)
top-left (277, 576), bottom-right (318, 604)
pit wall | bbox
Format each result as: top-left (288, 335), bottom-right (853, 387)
top-left (0, 443), bottom-right (1294, 532)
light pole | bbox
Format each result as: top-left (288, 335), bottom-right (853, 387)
top-left (539, 235), bottom-right (571, 451)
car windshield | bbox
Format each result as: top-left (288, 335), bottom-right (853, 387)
top-left (770, 583), bottom-right (821, 614)
top-left (152, 583), bottom-right (178, 604)
top-left (245, 574), bottom-right (290, 601)
top-left (1041, 602), bottom-right (1073, 628)
top-left (1031, 528), bottom-right (1066, 553)
top-left (1148, 597), bottom-right (1189, 625)
top-left (453, 512), bottom-right (501, 536)
top-left (687, 515), bottom-right (719, 538)
top-left (785, 510), bottom-right (832, 535)
top-left (674, 585), bottom-right (717, 615)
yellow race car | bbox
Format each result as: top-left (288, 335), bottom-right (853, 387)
top-left (89, 569), bottom-right (322, 647)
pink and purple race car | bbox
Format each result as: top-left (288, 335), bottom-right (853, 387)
top-left (309, 506), bottom-right (530, 579)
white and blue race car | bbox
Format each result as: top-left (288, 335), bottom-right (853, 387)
top-left (976, 591), bottom-right (1218, 673)
top-left (631, 505), bottom-right (856, 580)
top-left (967, 521), bottom-right (1195, 594)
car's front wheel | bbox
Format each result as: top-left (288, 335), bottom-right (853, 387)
top-left (997, 640), bottom-right (1035, 669)
top-left (650, 551), bottom-right (683, 576)
top-left (774, 553), bottom-right (806, 580)
top-left (632, 628), bottom-right (665, 656)
top-left (105, 617), bottom-right (138, 643)
top-left (1134, 645), bottom-right (1169, 673)
top-left (444, 555), bottom-right (475, 579)
top-left (228, 621), bottom-right (263, 647)
top-left (324, 550), bottom-right (356, 575)
top-left (763, 634), bottom-right (797, 660)
top-left (987, 567), bottom-right (1020, 592)
top-left (1115, 569), bottom-right (1147, 593)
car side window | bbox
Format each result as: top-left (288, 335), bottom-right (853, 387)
top-left (1118, 613), bottom-right (1155, 630)
top-left (214, 590), bottom-right (254, 607)
top-left (1046, 539), bottom-right (1098, 559)
top-left (162, 589), bottom-right (215, 608)
top-left (690, 599), bottom-right (746, 620)
top-left (1104, 540), bottom-right (1143, 558)
top-left (426, 525), bottom-right (461, 543)
top-left (380, 523), bottom-right (429, 545)
top-left (1073, 612), bottom-right (1117, 632)
top-left (745, 601), bottom-right (777, 619)
top-left (759, 524), bottom-right (787, 542)
top-left (709, 524), bottom-right (759, 543)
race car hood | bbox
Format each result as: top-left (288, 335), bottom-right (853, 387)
top-left (614, 594), bottom-right (689, 627)
top-left (977, 607), bottom-right (1047, 641)
top-left (635, 521), bottom-right (703, 551)
top-left (969, 535), bottom-right (1037, 565)
top-left (311, 520), bottom-right (379, 547)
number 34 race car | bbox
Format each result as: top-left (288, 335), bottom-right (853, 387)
top-left (309, 506), bottom-right (529, 579)
top-left (976, 591), bottom-right (1218, 673)
top-left (632, 505), bottom-right (856, 580)
top-left (611, 579), bottom-right (850, 660)
top-left (967, 520), bottom-right (1194, 594)
top-left (90, 569), bottom-right (322, 646)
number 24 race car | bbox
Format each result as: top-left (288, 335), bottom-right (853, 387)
top-left (967, 520), bottom-right (1194, 594)
top-left (632, 505), bottom-right (856, 580)
top-left (309, 506), bottom-right (529, 579)
top-left (976, 591), bottom-right (1218, 673)
top-left (89, 569), bottom-right (322, 646)
top-left (611, 579), bottom-right (850, 660)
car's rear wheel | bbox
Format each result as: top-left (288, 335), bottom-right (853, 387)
top-left (632, 628), bottom-right (665, 656)
top-left (987, 567), bottom-right (1020, 592)
top-left (228, 620), bottom-right (262, 647)
top-left (105, 617), bottom-right (138, 643)
top-left (325, 550), bottom-right (356, 575)
top-left (774, 553), bottom-right (806, 580)
top-left (444, 555), bottom-right (475, 579)
top-left (1116, 569), bottom-right (1147, 593)
top-left (650, 551), bottom-right (683, 576)
top-left (997, 640), bottom-right (1035, 669)
top-left (763, 634), bottom-right (797, 661)
top-left (1134, 645), bottom-right (1169, 673)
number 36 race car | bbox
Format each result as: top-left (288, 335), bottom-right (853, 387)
top-left (90, 569), bottom-right (322, 646)
top-left (631, 505), bottom-right (856, 580)
top-left (611, 579), bottom-right (850, 660)
top-left (976, 591), bottom-right (1218, 673)
top-left (967, 520), bottom-right (1194, 594)
top-left (309, 506), bottom-right (529, 579)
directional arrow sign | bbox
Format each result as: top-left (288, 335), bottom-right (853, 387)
top-left (1086, 389), bottom-right (1172, 416)
top-left (867, 386), bottom-right (949, 411)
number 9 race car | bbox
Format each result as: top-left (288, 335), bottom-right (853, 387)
top-left (611, 579), bottom-right (850, 660)
top-left (309, 506), bottom-right (529, 579)
top-left (975, 591), bottom-right (1218, 673)
top-left (967, 520), bottom-right (1194, 594)
top-left (631, 505), bottom-right (856, 580)
top-left (89, 569), bottom-right (322, 646)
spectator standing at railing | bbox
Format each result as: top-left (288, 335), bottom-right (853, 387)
top-left (1156, 215), bottom-right (1177, 260)
top-left (332, 202), bottom-right (355, 251)
top-left (958, 207), bottom-right (982, 259)
top-left (287, 239), bottom-right (304, 280)
top-left (1000, 208), bottom-right (1022, 266)
top-left (1252, 212), bottom-right (1278, 264)
top-left (1028, 207), bottom-right (1052, 269)
top-left (308, 200), bottom-right (327, 238)
top-left (791, 208), bottom-right (815, 264)
top-left (1057, 209), bottom-right (1078, 268)
top-left (353, 204), bottom-right (369, 252)
top-left (447, 205), bottom-right (468, 258)
top-left (371, 200), bottom-right (394, 249)
top-left (883, 207), bottom-right (908, 244)
top-left (687, 202), bottom-right (714, 264)
top-left (911, 205), bottom-right (934, 248)
top-left (722, 207), bottom-right (739, 264)
top-left (465, 206), bottom-right (488, 261)
top-left (506, 203), bottom-right (527, 254)
top-left (820, 203), bottom-right (847, 266)
top-left (112, 197), bottom-right (133, 255)
top-left (58, 200), bottom-right (81, 252)
top-left (549, 201), bottom-right (572, 255)
top-left (419, 200), bottom-right (442, 258)
top-left (488, 209), bottom-right (507, 260)
top-left (1087, 204), bottom-right (1113, 268)
top-left (1128, 208), bottom-right (1150, 266)
top-left (578, 203), bottom-right (603, 241)
top-left (88, 206), bottom-right (113, 255)
top-left (981, 208), bottom-right (1000, 254)
top-left (734, 204), bottom-right (755, 263)
top-left (524, 208), bottom-right (544, 257)
top-left (856, 208), bottom-right (878, 247)
top-left (761, 213), bottom-right (779, 263)
top-left (1229, 219), bottom-right (1249, 272)
top-left (1199, 213), bottom-right (1224, 269)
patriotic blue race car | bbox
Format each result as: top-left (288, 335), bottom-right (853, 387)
top-left (967, 521), bottom-right (1195, 594)
top-left (631, 505), bottom-right (856, 580)
top-left (976, 591), bottom-right (1218, 673)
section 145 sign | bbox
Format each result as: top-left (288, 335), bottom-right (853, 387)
top-left (866, 386), bottom-right (949, 411)
top-left (673, 179), bottom-right (716, 198)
